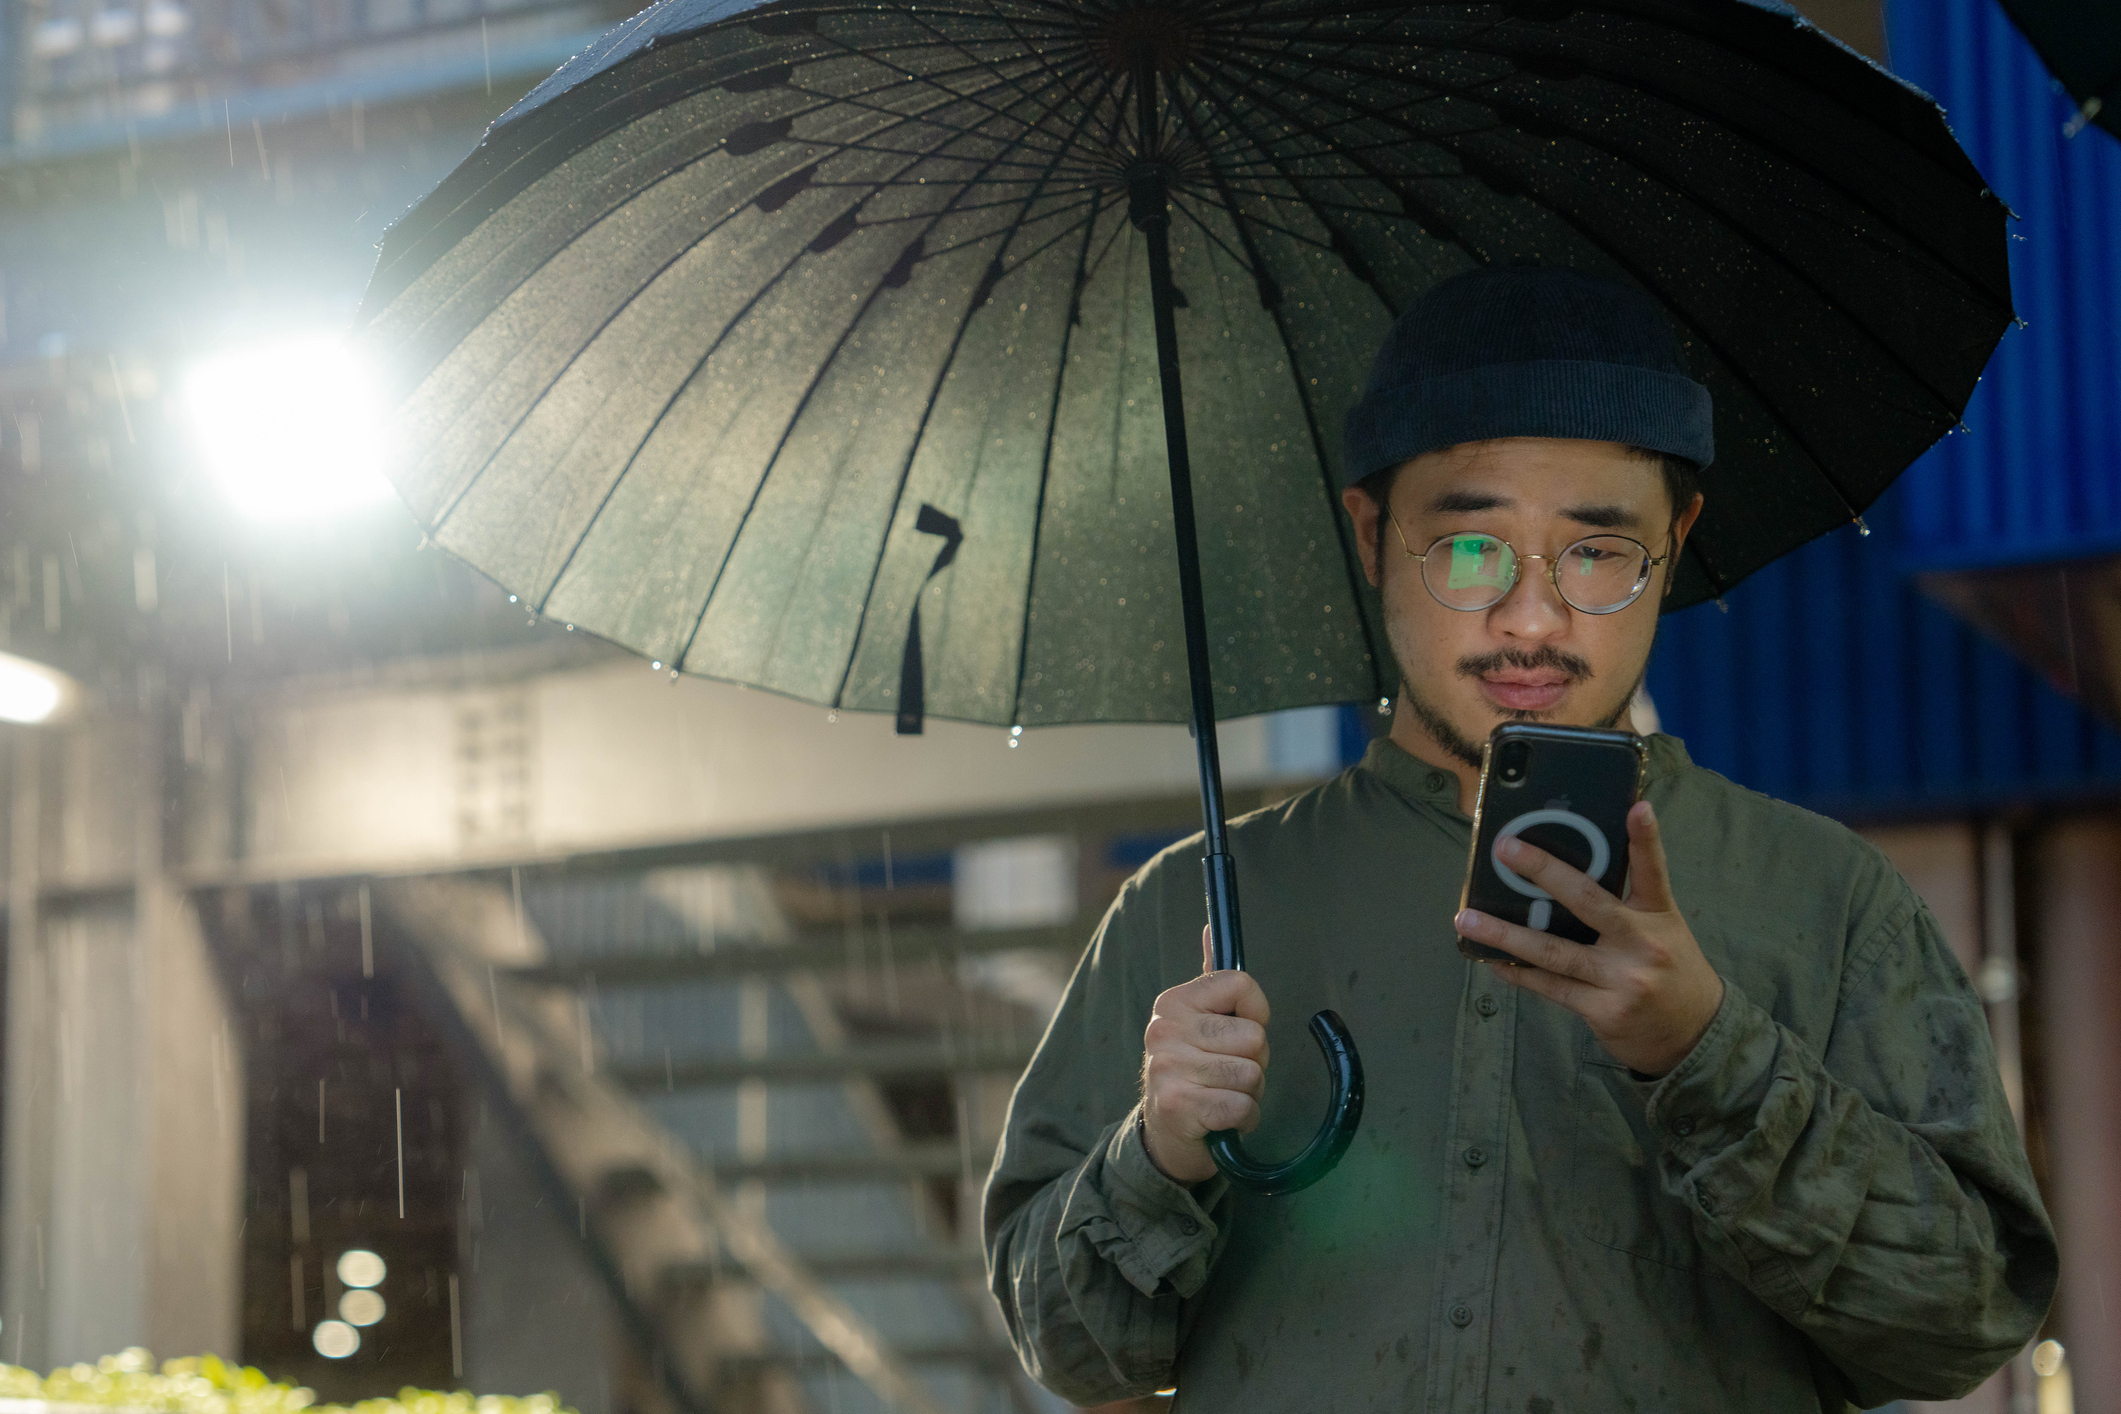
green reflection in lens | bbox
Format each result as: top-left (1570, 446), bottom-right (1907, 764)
top-left (1447, 536), bottom-right (1501, 589)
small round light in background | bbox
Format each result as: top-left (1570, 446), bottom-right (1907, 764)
top-left (2032, 1339), bottom-right (2065, 1378)
top-left (339, 1289), bottom-right (386, 1327)
top-left (336, 1249), bottom-right (386, 1288)
top-left (312, 1320), bottom-right (359, 1359)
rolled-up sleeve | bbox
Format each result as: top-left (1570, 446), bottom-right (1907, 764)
top-left (982, 870), bottom-right (1228, 1406)
top-left (1640, 896), bottom-right (2057, 1406)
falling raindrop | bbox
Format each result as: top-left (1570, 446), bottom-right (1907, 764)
top-left (1854, 517), bottom-right (1871, 537)
top-left (508, 594), bottom-right (517, 603)
top-left (652, 660), bottom-right (663, 670)
top-left (827, 711), bottom-right (838, 723)
top-left (1377, 696), bottom-right (1392, 715)
top-left (394, 1087), bottom-right (405, 1218)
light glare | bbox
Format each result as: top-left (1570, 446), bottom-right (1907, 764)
top-left (338, 1289), bottom-right (385, 1327)
top-left (186, 333), bottom-right (395, 522)
top-left (312, 1320), bottom-right (359, 1359)
top-left (336, 1248), bottom-right (386, 1288)
top-left (0, 652), bottom-right (73, 725)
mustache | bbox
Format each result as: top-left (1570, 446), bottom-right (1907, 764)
top-left (1456, 646), bottom-right (1595, 682)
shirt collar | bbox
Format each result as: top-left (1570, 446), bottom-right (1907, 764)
top-left (1359, 736), bottom-right (1466, 812)
top-left (1358, 729), bottom-right (1695, 808)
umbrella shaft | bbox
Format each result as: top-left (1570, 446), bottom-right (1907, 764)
top-left (1131, 83), bottom-right (1245, 973)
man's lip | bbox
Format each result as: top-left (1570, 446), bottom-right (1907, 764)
top-left (1479, 674), bottom-right (1570, 711)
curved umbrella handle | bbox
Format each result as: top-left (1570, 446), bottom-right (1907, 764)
top-left (1206, 1009), bottom-right (1365, 1196)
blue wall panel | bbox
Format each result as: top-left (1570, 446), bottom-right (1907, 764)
top-left (1890, 0), bottom-right (2121, 572)
top-left (1645, 488), bottom-right (2121, 818)
top-left (1639, 0), bottom-right (2121, 818)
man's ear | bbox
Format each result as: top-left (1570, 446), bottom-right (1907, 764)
top-left (1342, 485), bottom-right (1384, 588)
top-left (1662, 492), bottom-right (1706, 596)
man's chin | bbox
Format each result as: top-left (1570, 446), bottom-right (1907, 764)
top-left (1406, 688), bottom-right (1631, 766)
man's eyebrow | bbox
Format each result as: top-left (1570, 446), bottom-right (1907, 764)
top-left (1560, 503), bottom-right (1642, 530)
top-left (1426, 489), bottom-right (1511, 515)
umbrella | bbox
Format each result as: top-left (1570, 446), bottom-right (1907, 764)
top-left (356, 0), bottom-right (2010, 1194)
top-left (1993, 0), bottom-right (2121, 140)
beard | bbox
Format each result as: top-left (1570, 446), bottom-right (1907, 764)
top-left (1388, 638), bottom-right (1643, 770)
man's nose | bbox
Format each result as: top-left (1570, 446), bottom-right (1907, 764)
top-left (1486, 557), bottom-right (1571, 639)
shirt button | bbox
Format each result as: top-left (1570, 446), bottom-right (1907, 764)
top-left (1425, 770), bottom-right (1449, 793)
top-left (1178, 1217), bottom-right (1201, 1236)
top-left (1672, 1116), bottom-right (1697, 1138)
top-left (1462, 1146), bottom-right (1487, 1169)
top-left (1474, 994), bottom-right (1498, 1018)
top-left (1449, 1303), bottom-right (1474, 1327)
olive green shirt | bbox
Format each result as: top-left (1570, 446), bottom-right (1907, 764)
top-left (983, 735), bottom-right (2055, 1412)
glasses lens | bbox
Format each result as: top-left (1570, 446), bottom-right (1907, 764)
top-left (1425, 533), bottom-right (1514, 609)
top-left (1556, 536), bottom-right (1651, 612)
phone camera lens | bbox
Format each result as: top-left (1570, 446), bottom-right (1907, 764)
top-left (1496, 740), bottom-right (1530, 784)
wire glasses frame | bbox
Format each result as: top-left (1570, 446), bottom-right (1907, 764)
top-left (1387, 511), bottom-right (1671, 615)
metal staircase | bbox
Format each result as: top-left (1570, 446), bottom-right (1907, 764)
top-left (371, 824), bottom-right (1123, 1414)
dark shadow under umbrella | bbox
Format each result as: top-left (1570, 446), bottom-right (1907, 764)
top-left (358, 0), bottom-right (2012, 1198)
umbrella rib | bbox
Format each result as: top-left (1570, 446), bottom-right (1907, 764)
top-left (892, 0), bottom-right (1099, 145)
top-left (511, 79), bottom-right (1071, 614)
top-left (1008, 194), bottom-right (1108, 729)
top-left (1171, 86), bottom-right (1395, 702)
top-left (826, 48), bottom-right (1116, 711)
top-left (669, 110), bottom-right (1099, 682)
top-left (1208, 36), bottom-right (2010, 326)
top-left (385, 43), bottom-right (1083, 319)
top-left (782, 21), bottom-right (1096, 164)
top-left (1190, 49), bottom-right (1914, 521)
top-left (1251, 9), bottom-right (1997, 226)
top-left (1180, 58), bottom-right (1412, 315)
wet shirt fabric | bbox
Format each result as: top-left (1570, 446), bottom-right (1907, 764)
top-left (982, 735), bottom-right (2056, 1413)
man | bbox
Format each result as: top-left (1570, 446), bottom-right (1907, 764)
top-left (982, 267), bottom-right (2056, 1412)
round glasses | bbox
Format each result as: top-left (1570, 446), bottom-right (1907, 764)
top-left (1390, 515), bottom-right (1668, 615)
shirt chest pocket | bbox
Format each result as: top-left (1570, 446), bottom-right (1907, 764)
top-left (1566, 1027), bottom-right (1706, 1271)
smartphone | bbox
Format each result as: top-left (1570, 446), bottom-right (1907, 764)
top-left (1456, 722), bottom-right (1648, 963)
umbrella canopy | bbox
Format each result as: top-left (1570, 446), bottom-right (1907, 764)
top-left (357, 0), bottom-right (2011, 736)
top-left (1994, 0), bottom-right (2121, 141)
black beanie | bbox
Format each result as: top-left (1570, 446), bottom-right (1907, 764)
top-left (1340, 267), bottom-right (1714, 487)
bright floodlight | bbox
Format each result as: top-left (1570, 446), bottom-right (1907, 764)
top-left (185, 333), bottom-right (395, 522)
top-left (336, 1248), bottom-right (386, 1288)
top-left (0, 652), bottom-right (74, 725)
top-left (312, 1320), bottom-right (359, 1359)
top-left (339, 1288), bottom-right (385, 1327)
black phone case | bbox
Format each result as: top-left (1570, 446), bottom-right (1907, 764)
top-left (1457, 723), bottom-right (1647, 962)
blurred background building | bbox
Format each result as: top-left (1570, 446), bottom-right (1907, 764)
top-left (0, 0), bottom-right (2113, 1412)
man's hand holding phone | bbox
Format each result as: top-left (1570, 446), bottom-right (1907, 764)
top-left (1139, 927), bottom-right (1272, 1183)
top-left (1456, 800), bottom-right (1725, 1078)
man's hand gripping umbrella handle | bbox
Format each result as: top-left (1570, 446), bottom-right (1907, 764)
top-left (1200, 853), bottom-right (1366, 1195)
top-left (1127, 52), bottom-right (1365, 1195)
